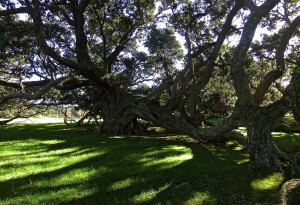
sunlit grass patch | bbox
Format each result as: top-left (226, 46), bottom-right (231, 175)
top-left (139, 153), bottom-right (193, 170)
top-left (282, 115), bottom-right (296, 123)
top-left (185, 192), bottom-right (216, 205)
top-left (251, 173), bottom-right (284, 191)
top-left (250, 172), bottom-right (285, 203)
top-left (1, 185), bottom-right (98, 205)
top-left (137, 145), bottom-right (193, 170)
top-left (33, 167), bottom-right (108, 188)
top-left (110, 177), bottom-right (137, 191)
top-left (0, 145), bottom-right (105, 182)
top-left (40, 139), bottom-right (65, 145)
top-left (132, 183), bottom-right (171, 203)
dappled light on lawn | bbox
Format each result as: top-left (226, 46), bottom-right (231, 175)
top-left (138, 145), bottom-right (193, 170)
top-left (33, 167), bottom-right (109, 189)
top-left (185, 192), bottom-right (216, 205)
top-left (0, 137), bottom-right (106, 182)
top-left (251, 173), bottom-right (284, 191)
top-left (0, 123), bottom-right (299, 204)
top-left (110, 177), bottom-right (138, 191)
top-left (132, 183), bottom-right (171, 203)
top-left (2, 186), bottom-right (98, 205)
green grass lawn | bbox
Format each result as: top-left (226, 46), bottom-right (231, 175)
top-left (0, 124), bottom-right (299, 205)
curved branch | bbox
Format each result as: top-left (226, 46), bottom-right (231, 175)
top-left (25, 0), bottom-right (78, 70)
top-left (254, 15), bottom-right (300, 104)
top-left (231, 0), bottom-right (280, 105)
top-left (0, 79), bottom-right (51, 89)
top-left (0, 76), bottom-right (75, 105)
top-left (276, 15), bottom-right (300, 71)
top-left (183, 0), bottom-right (244, 109)
top-left (253, 70), bottom-right (283, 104)
top-left (268, 67), bottom-right (300, 121)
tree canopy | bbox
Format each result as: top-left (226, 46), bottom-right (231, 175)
top-left (0, 0), bottom-right (300, 171)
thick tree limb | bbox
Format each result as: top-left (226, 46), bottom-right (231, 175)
top-left (254, 15), bottom-right (300, 104)
top-left (182, 1), bottom-right (244, 113)
top-left (231, 0), bottom-right (280, 105)
top-left (25, 0), bottom-right (78, 70)
top-left (276, 15), bottom-right (300, 71)
top-left (0, 79), bottom-right (50, 88)
top-left (70, 0), bottom-right (91, 69)
top-left (243, 0), bottom-right (258, 11)
top-left (149, 1), bottom-right (243, 102)
top-left (0, 76), bottom-right (75, 105)
top-left (0, 7), bottom-right (28, 16)
top-left (268, 67), bottom-right (300, 121)
top-left (253, 70), bottom-right (283, 104)
top-left (0, 118), bottom-right (17, 126)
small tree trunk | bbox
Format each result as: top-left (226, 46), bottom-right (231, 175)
top-left (247, 107), bottom-right (289, 171)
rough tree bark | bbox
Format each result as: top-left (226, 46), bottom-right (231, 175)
top-left (95, 85), bottom-right (144, 135)
top-left (247, 106), bottom-right (289, 171)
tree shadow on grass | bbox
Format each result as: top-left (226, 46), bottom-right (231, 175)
top-left (0, 124), bottom-right (287, 205)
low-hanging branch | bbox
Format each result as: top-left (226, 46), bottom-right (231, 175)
top-left (0, 76), bottom-right (75, 105)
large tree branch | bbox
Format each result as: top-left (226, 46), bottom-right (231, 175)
top-left (253, 15), bottom-right (300, 104)
top-left (0, 101), bottom-right (49, 125)
top-left (181, 0), bottom-right (244, 110)
top-left (231, 0), bottom-right (280, 105)
top-left (151, 0), bottom-right (244, 111)
top-left (25, 0), bottom-right (78, 70)
top-left (243, 0), bottom-right (258, 11)
top-left (135, 99), bottom-right (243, 143)
top-left (0, 79), bottom-right (50, 89)
top-left (253, 70), bottom-right (283, 104)
top-left (0, 76), bottom-right (90, 90)
top-left (268, 67), bottom-right (300, 121)
top-left (71, 0), bottom-right (91, 68)
top-left (276, 15), bottom-right (300, 71)
top-left (0, 7), bottom-right (28, 16)
top-left (0, 76), bottom-right (75, 105)
top-left (105, 23), bottom-right (140, 74)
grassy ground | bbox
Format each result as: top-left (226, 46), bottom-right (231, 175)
top-left (0, 124), bottom-right (299, 205)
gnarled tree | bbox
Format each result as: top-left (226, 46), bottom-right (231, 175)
top-left (0, 0), bottom-right (300, 171)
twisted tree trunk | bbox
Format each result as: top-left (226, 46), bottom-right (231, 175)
top-left (247, 107), bottom-right (289, 171)
top-left (95, 85), bottom-right (144, 135)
